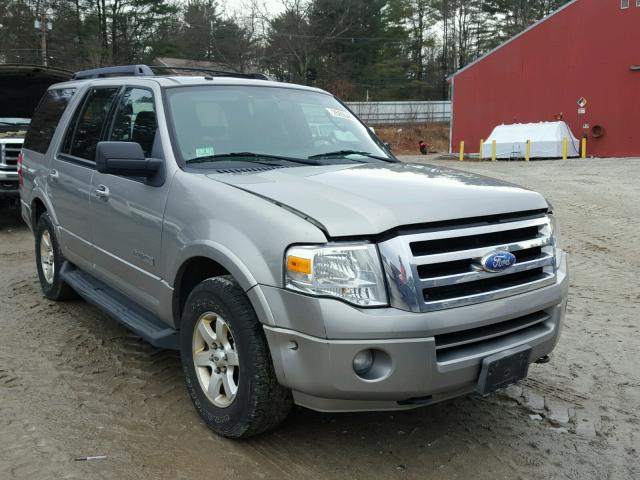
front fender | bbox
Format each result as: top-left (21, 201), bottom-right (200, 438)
top-left (168, 239), bottom-right (259, 293)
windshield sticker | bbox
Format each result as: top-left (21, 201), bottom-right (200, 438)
top-left (326, 108), bottom-right (353, 121)
top-left (196, 146), bottom-right (215, 158)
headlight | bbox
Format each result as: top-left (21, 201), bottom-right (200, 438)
top-left (285, 243), bottom-right (388, 307)
top-left (548, 212), bottom-right (560, 248)
top-left (546, 199), bottom-right (560, 247)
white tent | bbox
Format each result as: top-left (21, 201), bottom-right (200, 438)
top-left (481, 121), bottom-right (580, 159)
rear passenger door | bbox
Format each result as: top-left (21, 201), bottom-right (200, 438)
top-left (51, 86), bottom-right (119, 268)
top-left (90, 86), bottom-right (170, 316)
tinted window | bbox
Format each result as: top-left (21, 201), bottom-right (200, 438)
top-left (23, 88), bottom-right (76, 154)
top-left (63, 87), bottom-right (119, 161)
top-left (109, 88), bottom-right (157, 157)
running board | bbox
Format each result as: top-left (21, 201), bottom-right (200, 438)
top-left (60, 264), bottom-right (179, 350)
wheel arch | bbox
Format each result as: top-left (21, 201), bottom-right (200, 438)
top-left (29, 190), bottom-right (59, 229)
top-left (170, 243), bottom-right (275, 329)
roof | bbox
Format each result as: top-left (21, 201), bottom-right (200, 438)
top-left (450, 0), bottom-right (578, 79)
top-left (49, 74), bottom-right (327, 95)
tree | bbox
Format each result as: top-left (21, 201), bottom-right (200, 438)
top-left (483, 0), bottom-right (572, 42)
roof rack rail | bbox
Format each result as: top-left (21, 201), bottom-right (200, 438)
top-left (148, 65), bottom-right (272, 80)
top-left (71, 64), bottom-right (154, 80)
top-left (71, 64), bottom-right (273, 81)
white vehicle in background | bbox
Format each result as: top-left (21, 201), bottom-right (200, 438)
top-left (0, 118), bottom-right (29, 204)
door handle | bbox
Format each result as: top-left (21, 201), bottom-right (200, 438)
top-left (95, 184), bottom-right (110, 200)
top-left (49, 169), bottom-right (59, 181)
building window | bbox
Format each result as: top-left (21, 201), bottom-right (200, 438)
top-left (637, 0), bottom-right (640, 7)
top-left (621, 0), bottom-right (629, 8)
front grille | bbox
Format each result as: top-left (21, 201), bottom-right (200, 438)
top-left (378, 212), bottom-right (557, 312)
top-left (0, 142), bottom-right (22, 169)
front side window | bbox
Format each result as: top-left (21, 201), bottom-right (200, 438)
top-left (165, 86), bottom-right (391, 165)
top-left (109, 87), bottom-right (157, 157)
top-left (23, 88), bottom-right (76, 154)
top-left (63, 87), bottom-right (119, 161)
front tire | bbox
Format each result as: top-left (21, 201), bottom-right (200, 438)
top-left (35, 213), bottom-right (76, 300)
top-left (180, 277), bottom-right (292, 438)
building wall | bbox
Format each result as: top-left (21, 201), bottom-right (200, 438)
top-left (451, 0), bottom-right (640, 157)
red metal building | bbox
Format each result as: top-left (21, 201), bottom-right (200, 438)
top-left (450, 0), bottom-right (640, 158)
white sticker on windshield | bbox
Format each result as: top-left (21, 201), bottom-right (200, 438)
top-left (326, 108), bottom-right (353, 121)
top-left (196, 146), bottom-right (215, 158)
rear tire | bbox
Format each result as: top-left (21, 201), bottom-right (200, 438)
top-left (35, 213), bottom-right (76, 300)
top-left (180, 276), bottom-right (292, 438)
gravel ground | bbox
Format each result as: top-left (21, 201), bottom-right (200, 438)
top-left (1, 157), bottom-right (639, 479)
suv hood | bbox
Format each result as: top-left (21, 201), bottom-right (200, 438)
top-left (0, 64), bottom-right (71, 118)
top-left (208, 162), bottom-right (548, 237)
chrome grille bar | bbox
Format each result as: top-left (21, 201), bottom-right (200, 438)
top-left (419, 254), bottom-right (554, 288)
top-left (378, 213), bottom-right (557, 313)
top-left (0, 142), bottom-right (22, 168)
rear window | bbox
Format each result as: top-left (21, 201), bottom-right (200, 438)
top-left (23, 88), bottom-right (76, 154)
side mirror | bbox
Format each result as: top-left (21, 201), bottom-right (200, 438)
top-left (96, 141), bottom-right (161, 178)
top-left (384, 142), bottom-right (392, 151)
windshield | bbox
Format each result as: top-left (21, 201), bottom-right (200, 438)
top-left (165, 85), bottom-right (392, 165)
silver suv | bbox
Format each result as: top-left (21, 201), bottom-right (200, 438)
top-left (20, 65), bottom-right (569, 438)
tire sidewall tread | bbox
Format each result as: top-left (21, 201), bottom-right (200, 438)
top-left (34, 213), bottom-right (75, 301)
top-left (180, 276), bottom-right (291, 438)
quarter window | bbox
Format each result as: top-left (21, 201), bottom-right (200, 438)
top-left (23, 88), bottom-right (76, 154)
top-left (63, 87), bottom-right (119, 161)
top-left (109, 88), bottom-right (157, 157)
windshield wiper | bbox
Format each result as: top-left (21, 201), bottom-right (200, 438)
top-left (308, 150), bottom-right (394, 162)
top-left (185, 152), bottom-right (322, 166)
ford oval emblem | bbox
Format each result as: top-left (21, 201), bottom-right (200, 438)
top-left (481, 251), bottom-right (516, 273)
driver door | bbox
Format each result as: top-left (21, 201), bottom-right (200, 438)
top-left (90, 86), bottom-right (170, 316)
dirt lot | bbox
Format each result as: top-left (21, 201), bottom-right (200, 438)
top-left (376, 123), bottom-right (450, 155)
top-left (1, 157), bottom-right (639, 479)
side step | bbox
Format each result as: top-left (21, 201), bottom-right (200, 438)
top-left (61, 264), bottom-right (179, 350)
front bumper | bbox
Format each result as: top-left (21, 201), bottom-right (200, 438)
top-left (0, 170), bottom-right (19, 198)
top-left (260, 252), bottom-right (569, 412)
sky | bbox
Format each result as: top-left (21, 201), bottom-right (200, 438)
top-left (222, 0), bottom-right (285, 15)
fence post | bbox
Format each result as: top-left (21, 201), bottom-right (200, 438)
top-left (562, 138), bottom-right (568, 160)
top-left (525, 140), bottom-right (531, 162)
top-left (459, 141), bottom-right (465, 161)
top-left (492, 140), bottom-right (497, 161)
top-left (581, 138), bottom-right (587, 159)
top-left (479, 139), bottom-right (484, 161)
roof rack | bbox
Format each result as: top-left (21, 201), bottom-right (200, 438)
top-left (71, 64), bottom-right (154, 80)
top-left (71, 64), bottom-right (272, 81)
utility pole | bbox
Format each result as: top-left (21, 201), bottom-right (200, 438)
top-left (40, 8), bottom-right (47, 66)
top-left (35, 0), bottom-right (51, 67)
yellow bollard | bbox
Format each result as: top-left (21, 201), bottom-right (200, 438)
top-left (581, 138), bottom-right (587, 159)
top-left (525, 140), bottom-right (531, 162)
top-left (562, 138), bottom-right (568, 160)
top-left (492, 140), bottom-right (497, 161)
top-left (459, 141), bottom-right (465, 161)
top-left (479, 139), bottom-right (484, 161)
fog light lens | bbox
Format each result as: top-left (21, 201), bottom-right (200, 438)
top-left (353, 349), bottom-right (375, 376)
